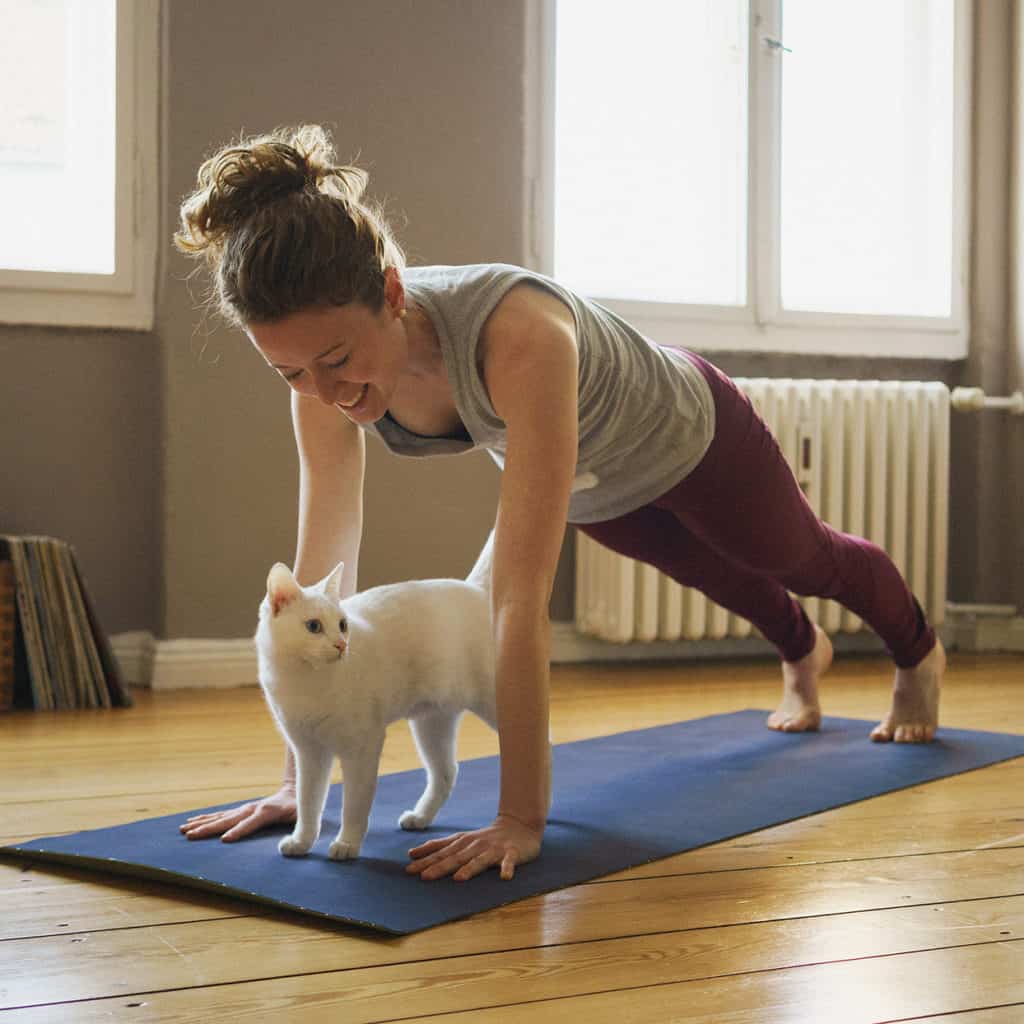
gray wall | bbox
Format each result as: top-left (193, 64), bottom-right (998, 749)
top-left (1, 0), bottom-right (1019, 642)
top-left (1014, 0), bottom-right (1024, 575)
top-left (0, 327), bottom-right (162, 635)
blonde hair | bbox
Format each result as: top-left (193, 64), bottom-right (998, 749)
top-left (175, 124), bottom-right (405, 326)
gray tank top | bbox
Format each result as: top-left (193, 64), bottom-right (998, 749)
top-left (363, 264), bottom-right (715, 524)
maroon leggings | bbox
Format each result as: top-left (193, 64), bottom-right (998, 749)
top-left (577, 351), bottom-right (935, 668)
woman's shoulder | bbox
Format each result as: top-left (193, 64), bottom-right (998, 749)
top-left (406, 263), bottom-right (579, 311)
top-left (403, 262), bottom-right (531, 290)
top-left (483, 278), bottom-right (576, 338)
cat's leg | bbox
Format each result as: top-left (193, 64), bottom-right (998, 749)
top-left (328, 734), bottom-right (385, 861)
top-left (279, 741), bottom-right (333, 857)
top-left (399, 710), bottom-right (462, 830)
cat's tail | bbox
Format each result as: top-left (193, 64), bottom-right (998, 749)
top-left (465, 529), bottom-right (494, 591)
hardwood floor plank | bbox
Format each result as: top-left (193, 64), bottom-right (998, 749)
top-left (1, 848), bottom-right (1021, 1008)
top-left (0, 899), bottom-right (1019, 1021)
top-left (375, 942), bottom-right (1024, 1024)
top-left (1, 655), bottom-right (1019, 1023)
top-left (0, 723), bottom-right (495, 805)
top-left (0, 788), bottom-right (285, 844)
top-left (0, 863), bottom-right (251, 940)
top-left (902, 1008), bottom-right (1024, 1023)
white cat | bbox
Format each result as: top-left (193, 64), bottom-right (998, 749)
top-left (254, 536), bottom-right (496, 861)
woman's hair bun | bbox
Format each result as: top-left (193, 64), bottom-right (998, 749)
top-left (174, 124), bottom-right (404, 325)
top-left (175, 124), bottom-right (368, 262)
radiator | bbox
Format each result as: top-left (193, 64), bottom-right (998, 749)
top-left (575, 379), bottom-right (949, 644)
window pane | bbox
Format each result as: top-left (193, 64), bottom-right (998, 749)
top-left (780, 0), bottom-right (955, 317)
top-left (0, 0), bottom-right (117, 275)
top-left (554, 0), bottom-right (748, 306)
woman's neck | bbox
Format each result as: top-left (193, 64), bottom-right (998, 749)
top-left (403, 305), bottom-right (445, 380)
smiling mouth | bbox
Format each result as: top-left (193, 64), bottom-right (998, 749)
top-left (337, 384), bottom-right (368, 410)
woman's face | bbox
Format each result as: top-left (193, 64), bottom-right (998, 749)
top-left (246, 291), bottom-right (407, 425)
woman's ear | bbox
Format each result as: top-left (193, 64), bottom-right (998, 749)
top-left (384, 265), bottom-right (406, 319)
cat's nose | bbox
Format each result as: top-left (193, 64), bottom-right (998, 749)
top-left (334, 640), bottom-right (347, 655)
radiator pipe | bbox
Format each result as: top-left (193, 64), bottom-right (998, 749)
top-left (950, 386), bottom-right (1024, 414)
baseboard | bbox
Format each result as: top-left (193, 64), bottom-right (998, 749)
top-left (108, 633), bottom-right (259, 690)
top-left (109, 611), bottom-right (1024, 690)
top-left (149, 638), bottom-right (260, 690)
top-left (109, 631), bottom-right (157, 688)
top-left (944, 611), bottom-right (1024, 653)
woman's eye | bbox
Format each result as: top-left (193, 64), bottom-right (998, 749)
top-left (327, 356), bottom-right (348, 369)
top-left (304, 619), bottom-right (323, 634)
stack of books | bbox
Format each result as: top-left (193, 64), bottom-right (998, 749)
top-left (0, 535), bottom-right (130, 711)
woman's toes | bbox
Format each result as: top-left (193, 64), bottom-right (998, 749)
top-left (871, 721), bottom-right (893, 742)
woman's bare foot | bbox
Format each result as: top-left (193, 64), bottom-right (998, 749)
top-left (768, 624), bottom-right (833, 732)
top-left (870, 637), bottom-right (945, 743)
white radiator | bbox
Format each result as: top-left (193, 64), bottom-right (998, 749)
top-left (575, 379), bottom-right (949, 644)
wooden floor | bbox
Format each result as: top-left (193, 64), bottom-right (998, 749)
top-left (2, 650), bottom-right (1023, 1023)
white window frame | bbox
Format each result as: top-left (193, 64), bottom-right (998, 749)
top-left (0, 0), bottom-right (160, 331)
top-left (523, 0), bottom-right (972, 359)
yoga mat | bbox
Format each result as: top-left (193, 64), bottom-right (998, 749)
top-left (4, 710), bottom-right (1024, 935)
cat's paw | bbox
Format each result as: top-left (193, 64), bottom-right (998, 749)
top-left (278, 833), bottom-right (315, 857)
top-left (328, 838), bottom-right (360, 861)
top-left (399, 810), bottom-right (432, 831)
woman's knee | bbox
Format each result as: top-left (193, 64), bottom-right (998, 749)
top-left (775, 530), bottom-right (879, 600)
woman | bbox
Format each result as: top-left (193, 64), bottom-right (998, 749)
top-left (176, 125), bottom-right (945, 883)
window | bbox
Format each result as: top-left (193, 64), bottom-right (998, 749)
top-left (0, 0), bottom-right (159, 330)
top-left (525, 0), bottom-right (971, 358)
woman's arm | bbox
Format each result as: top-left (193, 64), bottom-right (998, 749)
top-left (180, 393), bottom-right (365, 842)
top-left (290, 389), bottom-right (366, 591)
top-left (407, 284), bottom-right (579, 881)
top-left (282, 391), bottom-right (367, 790)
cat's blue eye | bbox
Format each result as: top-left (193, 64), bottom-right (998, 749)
top-left (304, 619), bottom-right (323, 634)
top-left (339, 618), bottom-right (347, 632)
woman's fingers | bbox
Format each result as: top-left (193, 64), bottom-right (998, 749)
top-left (408, 820), bottom-right (539, 882)
top-left (221, 807), bottom-right (272, 842)
top-left (455, 847), bottom-right (516, 882)
top-left (180, 805), bottom-right (250, 839)
top-left (408, 838), bottom-right (519, 882)
top-left (180, 812), bottom-right (224, 828)
top-left (500, 850), bottom-right (518, 881)
top-left (180, 789), bottom-right (297, 843)
top-left (408, 833), bottom-right (464, 859)
top-left (406, 836), bottom-right (468, 875)
top-left (418, 849), bottom-right (472, 880)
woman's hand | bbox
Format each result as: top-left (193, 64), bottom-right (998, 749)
top-left (179, 785), bottom-right (297, 842)
top-left (406, 814), bottom-right (543, 882)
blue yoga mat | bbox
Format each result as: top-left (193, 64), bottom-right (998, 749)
top-left (4, 710), bottom-right (1024, 934)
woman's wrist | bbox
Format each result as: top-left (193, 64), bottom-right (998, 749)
top-left (495, 809), bottom-right (546, 834)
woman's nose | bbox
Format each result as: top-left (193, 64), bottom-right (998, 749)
top-left (312, 368), bottom-right (336, 406)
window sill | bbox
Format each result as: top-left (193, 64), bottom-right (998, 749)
top-left (600, 299), bottom-right (968, 361)
top-left (0, 276), bottom-right (156, 332)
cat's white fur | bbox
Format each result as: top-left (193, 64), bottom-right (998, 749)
top-left (254, 534), bottom-right (496, 861)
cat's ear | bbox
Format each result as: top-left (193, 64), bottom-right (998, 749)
top-left (267, 563), bottom-right (302, 617)
top-left (322, 561), bottom-right (346, 603)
